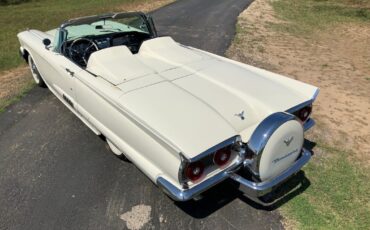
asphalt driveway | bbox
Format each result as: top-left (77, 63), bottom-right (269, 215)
top-left (0, 0), bottom-right (284, 229)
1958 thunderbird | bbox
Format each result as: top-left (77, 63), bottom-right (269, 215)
top-left (17, 12), bottom-right (319, 203)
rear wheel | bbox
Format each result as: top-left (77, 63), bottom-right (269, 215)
top-left (28, 55), bottom-right (46, 87)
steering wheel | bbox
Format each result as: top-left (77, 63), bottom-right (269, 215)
top-left (69, 38), bottom-right (99, 66)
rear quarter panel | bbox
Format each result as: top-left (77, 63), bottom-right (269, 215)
top-left (73, 71), bottom-right (182, 188)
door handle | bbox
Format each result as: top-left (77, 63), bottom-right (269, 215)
top-left (65, 68), bottom-right (74, 77)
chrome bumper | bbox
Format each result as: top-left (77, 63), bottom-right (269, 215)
top-left (229, 148), bottom-right (311, 197)
top-left (157, 148), bottom-right (312, 202)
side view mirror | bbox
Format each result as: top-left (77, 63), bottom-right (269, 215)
top-left (43, 38), bottom-right (51, 49)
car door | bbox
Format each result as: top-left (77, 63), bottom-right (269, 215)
top-left (30, 41), bottom-right (81, 110)
top-left (51, 54), bottom-right (82, 110)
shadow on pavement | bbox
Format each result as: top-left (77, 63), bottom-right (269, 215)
top-left (174, 139), bottom-right (316, 218)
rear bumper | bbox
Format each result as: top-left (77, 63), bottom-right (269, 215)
top-left (229, 148), bottom-right (311, 197)
top-left (157, 148), bottom-right (312, 202)
top-left (157, 162), bottom-right (241, 202)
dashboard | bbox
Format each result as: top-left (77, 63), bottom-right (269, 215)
top-left (63, 31), bottom-right (151, 67)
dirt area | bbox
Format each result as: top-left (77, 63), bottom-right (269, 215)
top-left (227, 0), bottom-right (370, 165)
top-left (0, 67), bottom-right (29, 101)
top-left (0, 66), bottom-right (31, 109)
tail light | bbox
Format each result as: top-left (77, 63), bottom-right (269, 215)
top-left (213, 147), bottom-right (231, 167)
top-left (294, 105), bottom-right (312, 122)
top-left (185, 161), bottom-right (204, 182)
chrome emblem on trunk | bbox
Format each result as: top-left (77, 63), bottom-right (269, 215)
top-left (234, 110), bottom-right (245, 120)
top-left (284, 136), bottom-right (294, 146)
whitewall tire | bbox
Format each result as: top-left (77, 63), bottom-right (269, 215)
top-left (28, 55), bottom-right (46, 87)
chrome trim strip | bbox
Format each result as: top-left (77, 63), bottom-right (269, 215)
top-left (286, 100), bottom-right (313, 114)
top-left (246, 112), bottom-right (300, 178)
top-left (187, 135), bottom-right (241, 163)
top-left (286, 88), bottom-right (319, 114)
top-left (312, 88), bottom-right (320, 101)
top-left (229, 148), bottom-right (311, 197)
top-left (303, 118), bottom-right (315, 132)
top-left (178, 153), bottom-right (189, 189)
top-left (157, 148), bottom-right (311, 201)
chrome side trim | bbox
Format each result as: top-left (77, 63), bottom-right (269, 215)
top-left (246, 112), bottom-right (299, 178)
top-left (229, 148), bottom-right (311, 197)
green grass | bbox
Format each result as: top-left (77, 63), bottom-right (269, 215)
top-left (0, 0), bottom-right (152, 72)
top-left (281, 143), bottom-right (370, 229)
top-left (0, 79), bottom-right (35, 113)
top-left (270, 0), bottom-right (370, 35)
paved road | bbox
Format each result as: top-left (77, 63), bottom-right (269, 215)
top-left (0, 0), bottom-right (284, 229)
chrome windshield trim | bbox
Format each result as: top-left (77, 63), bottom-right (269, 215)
top-left (60, 12), bottom-right (146, 28)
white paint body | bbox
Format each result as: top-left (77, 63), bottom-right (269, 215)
top-left (17, 29), bottom-right (318, 190)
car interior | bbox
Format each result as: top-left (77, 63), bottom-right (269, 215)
top-left (61, 31), bottom-right (152, 67)
top-left (58, 12), bottom-right (156, 68)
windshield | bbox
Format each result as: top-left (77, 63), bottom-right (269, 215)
top-left (53, 12), bottom-right (156, 53)
top-left (64, 14), bottom-right (150, 41)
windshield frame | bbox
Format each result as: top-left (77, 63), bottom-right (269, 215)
top-left (54, 12), bottom-right (157, 53)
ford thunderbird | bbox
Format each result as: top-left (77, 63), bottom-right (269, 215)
top-left (17, 12), bottom-right (319, 203)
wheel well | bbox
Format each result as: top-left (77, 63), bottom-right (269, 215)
top-left (21, 49), bottom-right (30, 63)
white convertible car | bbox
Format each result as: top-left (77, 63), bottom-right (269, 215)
top-left (18, 12), bottom-right (319, 203)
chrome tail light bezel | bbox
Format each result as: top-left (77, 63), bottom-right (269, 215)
top-left (178, 135), bottom-right (244, 189)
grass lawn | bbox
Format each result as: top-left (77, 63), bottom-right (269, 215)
top-left (0, 0), bottom-right (166, 72)
top-left (270, 0), bottom-right (370, 36)
top-left (282, 140), bottom-right (370, 229)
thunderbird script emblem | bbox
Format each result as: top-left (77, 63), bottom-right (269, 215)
top-left (284, 136), bottom-right (294, 146)
top-left (234, 110), bottom-right (245, 120)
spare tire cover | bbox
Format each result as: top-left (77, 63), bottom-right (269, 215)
top-left (247, 112), bottom-right (304, 181)
top-left (259, 119), bottom-right (303, 181)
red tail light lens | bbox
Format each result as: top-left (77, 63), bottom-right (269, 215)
top-left (185, 162), bottom-right (204, 182)
top-left (295, 105), bottom-right (312, 122)
top-left (214, 148), bottom-right (231, 167)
